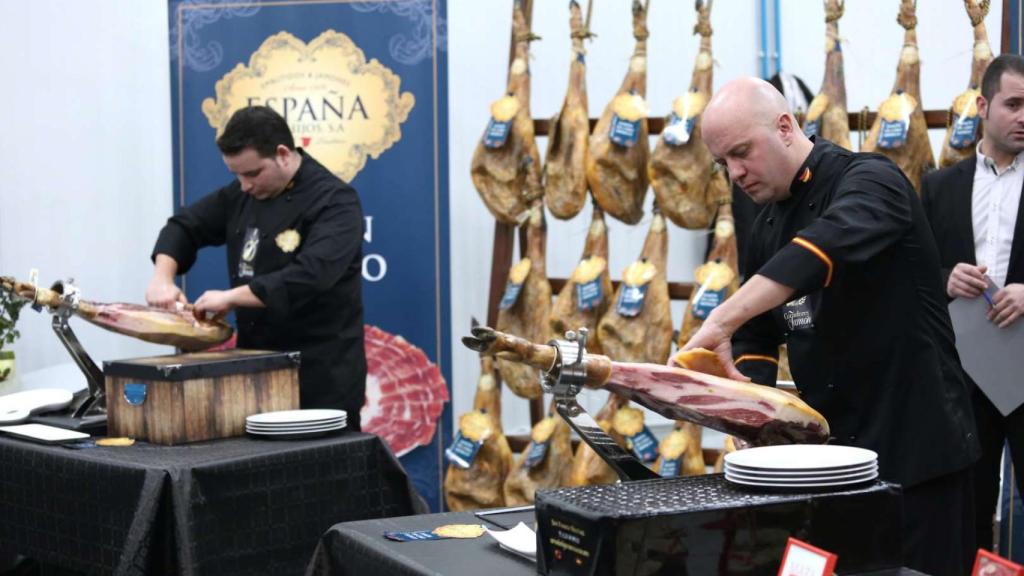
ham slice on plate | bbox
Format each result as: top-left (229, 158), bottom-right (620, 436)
top-left (362, 325), bottom-right (449, 457)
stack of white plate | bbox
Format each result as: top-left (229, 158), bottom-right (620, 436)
top-left (724, 444), bottom-right (878, 489)
top-left (246, 409), bottom-right (346, 439)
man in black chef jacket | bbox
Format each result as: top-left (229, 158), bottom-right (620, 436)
top-left (146, 105), bottom-right (366, 431)
top-left (682, 77), bottom-right (979, 575)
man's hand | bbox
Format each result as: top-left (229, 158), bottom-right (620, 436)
top-left (947, 263), bottom-right (989, 299)
top-left (678, 317), bottom-right (750, 382)
top-left (988, 283), bottom-right (1024, 328)
top-left (146, 278), bottom-right (186, 310)
top-left (193, 290), bottom-right (236, 319)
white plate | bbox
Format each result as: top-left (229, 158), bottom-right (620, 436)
top-left (0, 423), bottom-right (90, 444)
top-left (245, 417), bottom-right (346, 431)
top-left (726, 470), bottom-right (879, 489)
top-left (725, 466), bottom-right (878, 484)
top-left (0, 389), bottom-right (75, 424)
top-left (246, 422), bottom-right (346, 434)
top-left (725, 461), bottom-right (877, 477)
top-left (246, 409), bottom-right (346, 425)
top-left (247, 425), bottom-right (346, 440)
top-left (724, 444), bottom-right (877, 471)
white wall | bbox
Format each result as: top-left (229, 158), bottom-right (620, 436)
top-left (448, 0), bottom-right (1004, 437)
top-left (0, 1), bottom-right (174, 383)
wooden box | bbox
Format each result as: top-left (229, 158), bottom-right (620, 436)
top-left (104, 349), bottom-right (300, 445)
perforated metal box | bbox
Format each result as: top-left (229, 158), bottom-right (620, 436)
top-left (535, 474), bottom-right (902, 575)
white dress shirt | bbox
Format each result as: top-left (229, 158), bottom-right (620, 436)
top-left (973, 143), bottom-right (1024, 288)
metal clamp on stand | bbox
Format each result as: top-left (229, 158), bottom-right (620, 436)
top-left (47, 280), bottom-right (105, 418)
top-left (542, 328), bottom-right (658, 482)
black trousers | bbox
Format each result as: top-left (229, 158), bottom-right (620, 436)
top-left (971, 384), bottom-right (1024, 551)
top-left (902, 466), bottom-right (975, 576)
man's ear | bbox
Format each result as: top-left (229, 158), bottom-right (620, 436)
top-left (275, 144), bottom-right (291, 163)
top-left (777, 113), bottom-right (796, 145)
top-left (977, 93), bottom-right (990, 120)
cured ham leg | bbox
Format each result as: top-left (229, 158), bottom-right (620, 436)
top-left (444, 355), bottom-right (513, 511)
top-left (471, 1), bottom-right (543, 224)
top-left (544, 0), bottom-right (593, 220)
top-left (586, 0), bottom-right (651, 225)
top-left (495, 203), bottom-right (551, 399)
top-left (597, 211), bottom-right (673, 364)
top-left (939, 0), bottom-right (993, 167)
top-left (550, 205), bottom-right (612, 355)
top-left (678, 203), bottom-right (739, 345)
top-left (463, 327), bottom-right (830, 446)
top-left (1, 276), bottom-right (231, 351)
top-left (649, 0), bottom-right (728, 229)
top-left (861, 0), bottom-right (935, 193)
top-left (503, 404), bottom-right (573, 505)
top-left (803, 0), bottom-right (852, 150)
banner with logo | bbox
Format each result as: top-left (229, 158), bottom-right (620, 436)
top-left (169, 0), bottom-right (451, 511)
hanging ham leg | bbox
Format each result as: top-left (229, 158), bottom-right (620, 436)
top-left (649, 0), bottom-right (726, 229)
top-left (462, 327), bottom-right (831, 446)
top-left (597, 211), bottom-right (673, 365)
top-left (550, 204), bottom-right (613, 355)
top-left (567, 393), bottom-right (629, 486)
top-left (503, 404), bottom-right (574, 505)
top-left (586, 0), bottom-right (650, 225)
top-left (444, 355), bottom-right (514, 511)
top-left (471, 1), bottom-right (543, 224)
top-left (1, 276), bottom-right (232, 351)
top-left (495, 202), bottom-right (551, 399)
top-left (803, 0), bottom-right (852, 150)
top-left (939, 0), bottom-right (993, 167)
top-left (862, 0), bottom-right (935, 193)
top-left (544, 0), bottom-right (593, 220)
top-left (678, 203), bottom-right (740, 345)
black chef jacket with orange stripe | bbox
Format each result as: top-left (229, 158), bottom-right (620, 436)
top-left (731, 138), bottom-right (979, 488)
top-left (152, 150), bottom-right (366, 428)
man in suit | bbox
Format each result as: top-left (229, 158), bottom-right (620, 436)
top-left (922, 53), bottom-right (1024, 552)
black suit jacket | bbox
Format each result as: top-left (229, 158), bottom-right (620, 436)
top-left (921, 155), bottom-right (1024, 290)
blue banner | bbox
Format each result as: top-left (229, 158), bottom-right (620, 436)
top-left (169, 0), bottom-right (450, 511)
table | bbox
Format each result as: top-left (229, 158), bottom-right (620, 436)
top-left (0, 432), bottom-right (426, 576)
top-left (306, 510), bottom-right (930, 576)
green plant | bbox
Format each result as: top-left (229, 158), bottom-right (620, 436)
top-left (0, 289), bottom-right (27, 352)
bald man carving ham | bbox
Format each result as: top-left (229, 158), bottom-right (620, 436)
top-left (681, 76), bottom-right (980, 576)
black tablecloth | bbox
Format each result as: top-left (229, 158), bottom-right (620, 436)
top-left (0, 432), bottom-right (426, 576)
top-left (306, 510), bottom-right (931, 576)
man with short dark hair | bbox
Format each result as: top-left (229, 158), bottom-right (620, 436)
top-left (682, 76), bottom-right (979, 575)
top-left (922, 53), bottom-right (1024, 552)
top-left (147, 105), bottom-right (367, 430)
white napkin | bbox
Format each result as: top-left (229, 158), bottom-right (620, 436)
top-left (484, 521), bottom-right (536, 562)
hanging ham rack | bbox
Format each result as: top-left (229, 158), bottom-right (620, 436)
top-left (487, 0), bottom-right (1015, 452)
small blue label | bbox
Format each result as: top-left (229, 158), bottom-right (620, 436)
top-left (484, 117), bottom-right (512, 148)
top-left (692, 287), bottom-right (727, 320)
top-left (659, 457), bottom-right (683, 477)
top-left (949, 114), bottom-right (980, 149)
top-left (877, 119), bottom-right (909, 149)
top-left (576, 278), bottom-right (603, 311)
top-left (616, 284), bottom-right (648, 317)
top-left (627, 426), bottom-right (660, 462)
top-left (384, 530), bottom-right (444, 542)
top-left (803, 118), bottom-right (821, 139)
top-left (124, 383), bottom-right (147, 406)
top-left (524, 440), bottom-right (550, 469)
top-left (609, 114), bottom-right (640, 147)
top-left (445, 431), bottom-right (483, 469)
top-left (663, 113), bottom-right (698, 146)
top-left (498, 281), bottom-right (524, 310)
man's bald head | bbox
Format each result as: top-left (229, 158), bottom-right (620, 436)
top-left (700, 76), bottom-right (814, 204)
top-left (704, 77), bottom-right (794, 135)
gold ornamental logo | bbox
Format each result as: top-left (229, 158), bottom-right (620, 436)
top-left (202, 30), bottom-right (415, 182)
